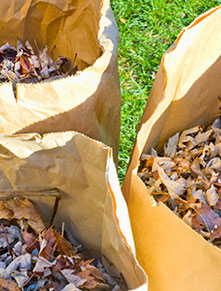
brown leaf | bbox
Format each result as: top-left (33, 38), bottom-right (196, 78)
top-left (52, 255), bottom-right (73, 272)
top-left (191, 214), bottom-right (205, 232)
top-left (23, 231), bottom-right (39, 253)
top-left (40, 227), bottom-right (57, 260)
top-left (7, 198), bottom-right (45, 233)
top-left (54, 230), bottom-right (73, 257)
top-left (155, 164), bottom-right (187, 198)
top-left (152, 170), bottom-right (159, 181)
top-left (86, 266), bottom-right (106, 283)
top-left (77, 269), bottom-right (99, 289)
top-left (0, 40), bottom-right (74, 88)
top-left (193, 203), bottom-right (221, 232)
top-left (145, 157), bottom-right (154, 168)
top-left (215, 189), bottom-right (221, 211)
top-left (19, 55), bottom-right (35, 75)
top-left (0, 200), bottom-right (14, 220)
top-left (61, 269), bottom-right (87, 287)
top-left (139, 117), bottom-right (221, 248)
top-left (0, 278), bottom-right (21, 291)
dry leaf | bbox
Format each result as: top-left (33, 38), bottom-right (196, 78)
top-left (164, 132), bottom-right (179, 158)
top-left (205, 185), bottom-right (218, 206)
top-left (0, 201), bottom-right (14, 220)
top-left (206, 157), bottom-right (221, 175)
top-left (39, 227), bottom-right (57, 260)
top-left (23, 231), bottom-right (39, 253)
top-left (0, 199), bottom-right (124, 290)
top-left (6, 198), bottom-right (45, 233)
top-left (194, 129), bottom-right (213, 145)
top-left (211, 225), bottom-right (221, 242)
top-left (61, 269), bottom-right (87, 287)
top-left (2, 253), bottom-right (31, 278)
top-left (191, 189), bottom-right (206, 204)
top-left (52, 255), bottom-right (73, 273)
top-left (0, 40), bottom-right (75, 94)
top-left (77, 269), bottom-right (101, 289)
top-left (0, 277), bottom-right (21, 291)
top-left (190, 159), bottom-right (207, 181)
top-left (53, 229), bottom-right (73, 257)
top-left (33, 256), bottom-right (54, 273)
top-left (195, 203), bottom-right (221, 232)
top-left (178, 126), bottom-right (200, 149)
top-left (139, 116), bottom-right (221, 248)
top-left (155, 164), bottom-right (187, 198)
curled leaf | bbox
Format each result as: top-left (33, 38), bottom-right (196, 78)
top-left (205, 185), bottom-right (218, 207)
top-left (155, 163), bottom-right (187, 198)
top-left (164, 132), bottom-right (179, 158)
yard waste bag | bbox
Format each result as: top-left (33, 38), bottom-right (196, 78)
top-left (0, 0), bottom-right (121, 161)
top-left (122, 6), bottom-right (221, 291)
top-left (0, 131), bottom-right (147, 290)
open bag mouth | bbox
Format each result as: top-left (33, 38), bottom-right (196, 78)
top-left (138, 115), bottom-right (221, 249)
top-left (0, 130), bottom-right (147, 290)
top-left (0, 0), bottom-right (121, 163)
top-left (0, 190), bottom-right (129, 290)
top-left (0, 0), bottom-right (103, 71)
top-left (122, 5), bottom-right (221, 291)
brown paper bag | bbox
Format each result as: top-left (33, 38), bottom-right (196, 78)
top-left (0, 131), bottom-right (147, 290)
top-left (0, 0), bottom-right (121, 161)
top-left (123, 6), bottom-right (221, 291)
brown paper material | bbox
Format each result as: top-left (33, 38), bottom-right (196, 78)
top-left (0, 131), bottom-right (147, 290)
top-left (123, 6), bottom-right (221, 291)
top-left (0, 0), bottom-right (121, 161)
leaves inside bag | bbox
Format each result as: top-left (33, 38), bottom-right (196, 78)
top-left (0, 198), bottom-right (126, 290)
top-left (0, 40), bottom-right (78, 91)
top-left (138, 116), bottom-right (221, 248)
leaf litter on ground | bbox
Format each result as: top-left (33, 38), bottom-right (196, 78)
top-left (0, 198), bottom-right (125, 290)
top-left (138, 115), bottom-right (221, 248)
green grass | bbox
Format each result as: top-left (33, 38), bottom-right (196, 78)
top-left (110, 0), bottom-right (221, 184)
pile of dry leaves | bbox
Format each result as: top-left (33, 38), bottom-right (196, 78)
top-left (0, 40), bottom-right (77, 87)
top-left (138, 117), bottom-right (221, 248)
top-left (0, 198), bottom-right (125, 290)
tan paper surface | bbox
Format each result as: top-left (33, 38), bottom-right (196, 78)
top-left (123, 6), bottom-right (221, 291)
top-left (0, 131), bottom-right (147, 290)
top-left (0, 0), bottom-right (121, 161)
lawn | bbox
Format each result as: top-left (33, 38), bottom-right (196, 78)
top-left (110, 0), bottom-right (221, 184)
